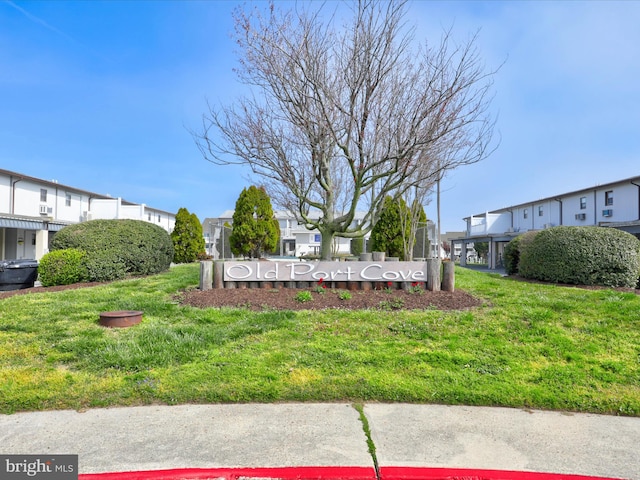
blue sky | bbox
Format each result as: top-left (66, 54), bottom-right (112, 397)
top-left (1, 1), bottom-right (639, 233)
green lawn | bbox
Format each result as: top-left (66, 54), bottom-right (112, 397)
top-left (1, 264), bottom-right (638, 415)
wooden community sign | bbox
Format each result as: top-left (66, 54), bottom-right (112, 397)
top-left (202, 258), bottom-right (452, 291)
top-left (223, 260), bottom-right (428, 283)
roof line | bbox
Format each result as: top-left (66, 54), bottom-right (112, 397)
top-left (1, 168), bottom-right (175, 216)
top-left (465, 174), bottom-right (640, 218)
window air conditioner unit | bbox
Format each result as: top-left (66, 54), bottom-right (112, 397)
top-left (602, 209), bottom-right (613, 217)
top-left (575, 213), bottom-right (586, 220)
top-left (39, 204), bottom-right (48, 215)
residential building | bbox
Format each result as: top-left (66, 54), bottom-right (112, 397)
top-left (203, 210), bottom-right (439, 260)
top-left (454, 175), bottom-right (640, 269)
top-left (0, 169), bottom-right (175, 260)
top-left (442, 231), bottom-right (477, 262)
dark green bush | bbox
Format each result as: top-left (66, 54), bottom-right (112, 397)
top-left (370, 196), bottom-right (411, 259)
top-left (503, 239), bottom-right (519, 275)
top-left (38, 248), bottom-right (88, 286)
top-left (518, 226), bottom-right (640, 287)
top-left (504, 231), bottom-right (539, 275)
top-left (84, 249), bottom-right (128, 282)
top-left (351, 236), bottom-right (365, 256)
top-left (171, 207), bottom-right (206, 263)
top-left (230, 186), bottom-right (279, 259)
top-left (51, 219), bottom-right (174, 280)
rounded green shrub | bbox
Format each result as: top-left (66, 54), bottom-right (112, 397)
top-left (38, 248), bottom-right (88, 286)
top-left (504, 231), bottom-right (539, 275)
top-left (51, 219), bottom-right (174, 280)
top-left (518, 226), bottom-right (640, 287)
top-left (84, 249), bottom-right (128, 282)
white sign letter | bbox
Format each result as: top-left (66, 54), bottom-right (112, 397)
top-left (227, 263), bottom-right (252, 280)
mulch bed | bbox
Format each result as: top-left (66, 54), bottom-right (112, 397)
top-left (176, 286), bottom-right (483, 311)
top-left (0, 281), bottom-right (483, 311)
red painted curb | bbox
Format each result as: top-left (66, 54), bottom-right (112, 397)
top-left (79, 466), bottom-right (377, 480)
top-left (78, 466), bottom-right (626, 480)
top-left (380, 466), bottom-right (626, 480)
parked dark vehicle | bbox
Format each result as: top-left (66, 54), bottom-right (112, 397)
top-left (0, 259), bottom-right (39, 291)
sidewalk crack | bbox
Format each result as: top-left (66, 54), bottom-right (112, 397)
top-left (353, 403), bottom-right (380, 480)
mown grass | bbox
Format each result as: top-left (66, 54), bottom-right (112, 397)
top-left (1, 264), bottom-right (638, 415)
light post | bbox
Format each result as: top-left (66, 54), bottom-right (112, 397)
top-left (209, 223), bottom-right (213, 258)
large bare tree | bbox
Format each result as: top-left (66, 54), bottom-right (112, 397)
top-left (196, 0), bottom-right (497, 260)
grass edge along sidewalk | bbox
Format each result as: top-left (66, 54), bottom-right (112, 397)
top-left (0, 263), bottom-right (638, 416)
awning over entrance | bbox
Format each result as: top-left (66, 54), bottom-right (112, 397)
top-left (0, 218), bottom-right (46, 229)
top-left (0, 215), bottom-right (70, 231)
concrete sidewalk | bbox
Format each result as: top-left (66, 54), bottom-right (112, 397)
top-left (1, 403), bottom-right (638, 479)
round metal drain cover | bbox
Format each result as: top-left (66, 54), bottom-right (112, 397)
top-left (99, 310), bottom-right (143, 328)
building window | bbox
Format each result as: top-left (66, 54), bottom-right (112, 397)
top-left (523, 209), bottom-right (528, 219)
top-left (148, 213), bottom-right (151, 221)
top-left (605, 190), bottom-right (613, 206)
top-left (40, 189), bottom-right (47, 202)
top-left (314, 234), bottom-right (321, 243)
top-left (538, 206), bottom-right (544, 216)
top-left (580, 196), bottom-right (587, 209)
top-left (157, 215), bottom-right (161, 222)
top-left (65, 193), bottom-right (72, 206)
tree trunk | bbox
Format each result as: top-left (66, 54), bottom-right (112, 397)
top-left (319, 228), bottom-right (335, 260)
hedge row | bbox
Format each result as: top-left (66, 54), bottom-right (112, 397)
top-left (38, 219), bottom-right (174, 286)
top-left (505, 226), bottom-right (640, 288)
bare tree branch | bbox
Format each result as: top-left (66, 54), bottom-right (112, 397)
top-left (194, 0), bottom-right (498, 259)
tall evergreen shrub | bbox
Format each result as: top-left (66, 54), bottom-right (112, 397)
top-left (370, 196), bottom-right (410, 258)
top-left (230, 186), bottom-right (279, 258)
top-left (351, 236), bottom-right (365, 256)
top-left (171, 208), bottom-right (206, 263)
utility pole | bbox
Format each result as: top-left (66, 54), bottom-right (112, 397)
top-left (437, 177), bottom-right (441, 259)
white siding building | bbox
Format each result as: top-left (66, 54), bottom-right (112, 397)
top-left (455, 175), bottom-right (640, 269)
top-left (0, 169), bottom-right (175, 260)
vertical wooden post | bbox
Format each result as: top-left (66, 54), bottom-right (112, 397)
top-left (441, 261), bottom-right (455, 292)
top-left (213, 261), bottom-right (224, 290)
top-left (427, 258), bottom-right (441, 292)
top-left (372, 251), bottom-right (386, 261)
top-left (200, 260), bottom-right (213, 291)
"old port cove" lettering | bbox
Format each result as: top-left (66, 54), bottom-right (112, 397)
top-left (223, 261), bottom-right (427, 283)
